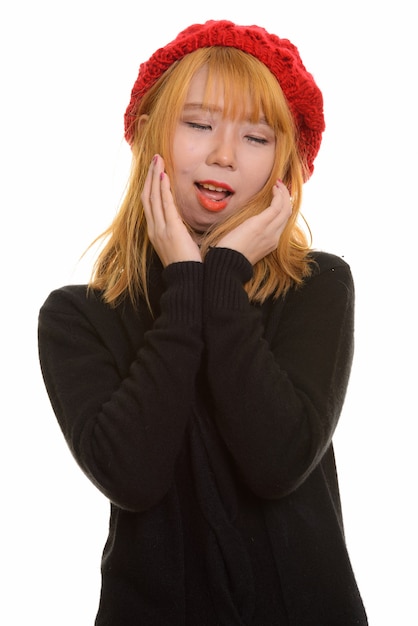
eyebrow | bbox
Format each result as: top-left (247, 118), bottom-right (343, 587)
top-left (183, 103), bottom-right (222, 113)
top-left (182, 103), bottom-right (270, 125)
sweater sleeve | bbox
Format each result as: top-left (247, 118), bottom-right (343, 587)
top-left (203, 247), bottom-right (354, 499)
top-left (38, 262), bottom-right (204, 512)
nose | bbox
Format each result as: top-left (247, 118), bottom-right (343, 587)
top-left (206, 130), bottom-right (237, 169)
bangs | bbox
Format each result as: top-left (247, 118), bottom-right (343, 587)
top-left (201, 47), bottom-right (288, 130)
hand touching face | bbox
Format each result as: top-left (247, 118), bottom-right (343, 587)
top-left (141, 155), bottom-right (202, 266)
top-left (216, 180), bottom-right (293, 265)
top-left (142, 154), bottom-right (292, 267)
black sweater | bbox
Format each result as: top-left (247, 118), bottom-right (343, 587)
top-left (38, 247), bottom-right (368, 625)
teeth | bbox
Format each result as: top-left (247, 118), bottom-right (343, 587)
top-left (201, 183), bottom-right (227, 192)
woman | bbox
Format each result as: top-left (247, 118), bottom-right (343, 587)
top-left (38, 19), bottom-right (368, 625)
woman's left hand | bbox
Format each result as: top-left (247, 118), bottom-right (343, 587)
top-left (216, 180), bottom-right (293, 265)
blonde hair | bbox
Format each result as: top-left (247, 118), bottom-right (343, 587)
top-left (89, 47), bottom-right (313, 309)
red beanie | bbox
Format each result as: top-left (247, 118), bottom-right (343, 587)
top-left (124, 20), bottom-right (325, 177)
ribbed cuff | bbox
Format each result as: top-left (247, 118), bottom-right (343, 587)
top-left (160, 261), bottom-right (204, 326)
top-left (203, 247), bottom-right (253, 311)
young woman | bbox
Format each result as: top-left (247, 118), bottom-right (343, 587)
top-left (38, 20), bottom-right (368, 625)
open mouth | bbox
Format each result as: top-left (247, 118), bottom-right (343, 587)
top-left (194, 181), bottom-right (234, 212)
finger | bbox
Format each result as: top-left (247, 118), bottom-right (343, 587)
top-left (146, 155), bottom-right (169, 235)
top-left (265, 183), bottom-right (292, 225)
top-left (141, 155), bottom-right (158, 218)
top-left (272, 180), bottom-right (294, 212)
top-left (159, 170), bottom-right (182, 225)
top-left (149, 156), bottom-right (165, 219)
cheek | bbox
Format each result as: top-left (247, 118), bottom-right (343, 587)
top-left (172, 148), bottom-right (201, 179)
top-left (254, 152), bottom-right (275, 185)
top-left (172, 146), bottom-right (192, 175)
top-left (246, 160), bottom-right (274, 191)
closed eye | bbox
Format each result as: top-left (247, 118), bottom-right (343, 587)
top-left (186, 122), bottom-right (212, 131)
top-left (246, 135), bottom-right (269, 145)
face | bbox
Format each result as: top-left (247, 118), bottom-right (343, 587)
top-left (171, 67), bottom-right (276, 234)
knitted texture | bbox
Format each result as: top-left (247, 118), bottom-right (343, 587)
top-left (124, 20), bottom-right (325, 177)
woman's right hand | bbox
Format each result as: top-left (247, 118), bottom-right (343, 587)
top-left (141, 155), bottom-right (202, 267)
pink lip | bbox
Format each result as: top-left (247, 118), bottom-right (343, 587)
top-left (198, 180), bottom-right (235, 193)
top-left (194, 180), bottom-right (234, 212)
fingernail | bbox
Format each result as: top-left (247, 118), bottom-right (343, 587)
top-left (153, 155), bottom-right (158, 165)
top-left (160, 171), bottom-right (165, 180)
top-left (276, 179), bottom-right (283, 186)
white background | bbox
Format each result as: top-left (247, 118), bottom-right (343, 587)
top-left (1, 1), bottom-right (416, 624)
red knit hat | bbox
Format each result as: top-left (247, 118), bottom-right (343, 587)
top-left (124, 20), bottom-right (325, 177)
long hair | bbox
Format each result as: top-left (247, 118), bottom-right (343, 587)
top-left (89, 47), bottom-right (314, 310)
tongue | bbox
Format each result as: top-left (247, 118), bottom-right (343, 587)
top-left (196, 185), bottom-right (229, 212)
